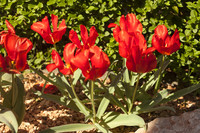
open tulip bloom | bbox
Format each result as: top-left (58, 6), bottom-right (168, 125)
top-left (31, 14), bottom-right (67, 45)
top-left (0, 21), bottom-right (33, 74)
top-left (152, 25), bottom-right (181, 55)
top-left (46, 43), bottom-right (77, 75)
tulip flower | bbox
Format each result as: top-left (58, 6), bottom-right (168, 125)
top-left (31, 14), bottom-right (67, 44)
top-left (108, 13), bottom-right (143, 58)
top-left (69, 25), bottom-right (98, 50)
top-left (34, 83), bottom-right (59, 94)
top-left (46, 43), bottom-right (77, 75)
top-left (0, 34), bottom-right (33, 73)
top-left (0, 20), bottom-right (16, 45)
top-left (152, 25), bottom-right (181, 55)
top-left (125, 32), bottom-right (157, 73)
top-left (71, 46), bottom-right (110, 81)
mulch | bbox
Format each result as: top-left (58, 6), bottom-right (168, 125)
top-left (0, 73), bottom-right (200, 133)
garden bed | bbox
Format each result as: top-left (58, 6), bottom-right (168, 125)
top-left (0, 72), bottom-right (199, 133)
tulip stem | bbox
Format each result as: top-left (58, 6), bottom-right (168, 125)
top-left (90, 80), bottom-right (96, 122)
top-left (128, 73), bottom-right (141, 114)
top-left (53, 44), bottom-right (57, 50)
top-left (154, 55), bottom-right (165, 93)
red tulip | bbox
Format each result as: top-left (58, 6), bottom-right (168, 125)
top-left (0, 20), bottom-right (15, 45)
top-left (31, 14), bottom-right (67, 44)
top-left (71, 46), bottom-right (110, 81)
top-left (69, 25), bottom-right (98, 50)
top-left (0, 34), bottom-right (33, 73)
top-left (108, 13), bottom-right (143, 58)
top-left (46, 43), bottom-right (77, 75)
top-left (34, 83), bottom-right (59, 94)
top-left (126, 33), bottom-right (157, 73)
top-left (152, 25), bottom-right (181, 55)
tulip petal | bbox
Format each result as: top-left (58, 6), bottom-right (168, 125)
top-left (4, 34), bottom-right (19, 60)
top-left (119, 15), bottom-right (126, 31)
top-left (108, 23), bottom-right (117, 28)
top-left (80, 25), bottom-right (89, 45)
top-left (5, 20), bottom-right (15, 34)
top-left (87, 26), bottom-right (98, 47)
top-left (51, 14), bottom-right (58, 32)
top-left (126, 13), bottom-right (142, 34)
top-left (46, 64), bottom-right (57, 72)
top-left (31, 16), bottom-right (51, 35)
top-left (154, 25), bottom-right (168, 41)
top-left (69, 29), bottom-right (82, 49)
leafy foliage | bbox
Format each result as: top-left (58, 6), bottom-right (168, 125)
top-left (0, 0), bottom-right (199, 84)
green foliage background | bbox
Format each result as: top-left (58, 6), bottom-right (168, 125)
top-left (0, 0), bottom-right (200, 85)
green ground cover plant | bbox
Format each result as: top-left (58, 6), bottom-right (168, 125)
top-left (0, 0), bottom-right (200, 84)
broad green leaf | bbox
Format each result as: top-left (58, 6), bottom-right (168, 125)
top-left (123, 58), bottom-right (130, 83)
top-left (72, 69), bottom-right (82, 85)
top-left (103, 112), bottom-right (146, 129)
top-left (134, 89), bottom-right (169, 113)
top-left (161, 83), bottom-right (200, 104)
top-left (12, 77), bottom-right (25, 125)
top-left (0, 105), bottom-right (18, 133)
top-left (94, 123), bottom-right (111, 133)
top-left (133, 106), bottom-right (175, 114)
top-left (34, 91), bottom-right (80, 112)
top-left (40, 123), bottom-right (95, 133)
top-left (96, 86), bottom-right (114, 119)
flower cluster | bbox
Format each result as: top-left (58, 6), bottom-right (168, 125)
top-left (109, 13), bottom-right (181, 73)
top-left (0, 20), bottom-right (33, 74)
top-left (31, 15), bottom-right (110, 81)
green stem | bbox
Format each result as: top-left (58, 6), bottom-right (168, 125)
top-left (154, 55), bottom-right (165, 93)
top-left (128, 73), bottom-right (141, 114)
top-left (90, 80), bottom-right (96, 122)
top-left (53, 43), bottom-right (57, 50)
top-left (41, 72), bottom-right (52, 93)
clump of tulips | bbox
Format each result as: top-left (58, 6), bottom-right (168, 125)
top-left (0, 13), bottom-right (200, 133)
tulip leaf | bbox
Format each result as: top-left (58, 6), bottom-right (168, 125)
top-left (94, 123), bottom-right (111, 133)
top-left (0, 105), bottom-right (18, 133)
top-left (12, 76), bottom-right (26, 125)
top-left (34, 91), bottom-right (80, 112)
top-left (141, 59), bottom-right (170, 92)
top-left (161, 83), bottom-right (200, 104)
top-left (72, 69), bottom-right (82, 85)
top-left (2, 76), bottom-right (25, 126)
top-left (134, 89), bottom-right (169, 113)
top-left (96, 86), bottom-right (114, 119)
top-left (103, 112), bottom-right (146, 129)
top-left (134, 106), bottom-right (175, 114)
top-left (122, 58), bottom-right (130, 83)
top-left (39, 123), bottom-right (95, 133)
top-left (30, 67), bottom-right (68, 95)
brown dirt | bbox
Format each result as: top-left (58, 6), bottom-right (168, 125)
top-left (0, 73), bottom-right (200, 133)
